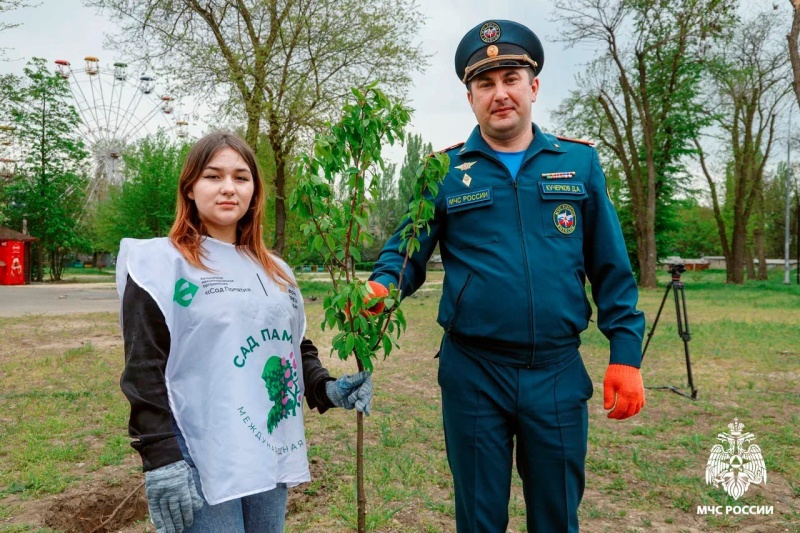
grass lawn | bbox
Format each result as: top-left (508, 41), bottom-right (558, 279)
top-left (0, 269), bottom-right (798, 532)
top-left (55, 267), bottom-right (116, 284)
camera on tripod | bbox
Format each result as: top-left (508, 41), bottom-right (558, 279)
top-left (668, 263), bottom-right (686, 280)
top-left (642, 261), bottom-right (698, 399)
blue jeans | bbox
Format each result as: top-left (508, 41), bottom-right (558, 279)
top-left (173, 420), bottom-right (288, 533)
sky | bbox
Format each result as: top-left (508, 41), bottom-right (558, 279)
top-left (0, 0), bottom-right (600, 166)
top-left (1, 0), bottom-right (792, 171)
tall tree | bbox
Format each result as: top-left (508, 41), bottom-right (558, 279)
top-left (0, 58), bottom-right (90, 281)
top-left (789, 0), bottom-right (800, 110)
top-left (667, 199), bottom-right (723, 258)
top-left (360, 132), bottom-right (434, 261)
top-left (0, 73), bottom-right (20, 227)
top-left (87, 0), bottom-right (427, 256)
top-left (398, 132), bottom-right (432, 205)
top-left (552, 0), bottom-right (736, 288)
top-left (369, 162), bottom-right (399, 245)
top-left (764, 162), bottom-right (799, 259)
top-left (695, 10), bottom-right (790, 284)
top-left (88, 132), bottom-right (188, 253)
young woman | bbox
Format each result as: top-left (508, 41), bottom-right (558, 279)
top-left (116, 132), bottom-right (372, 533)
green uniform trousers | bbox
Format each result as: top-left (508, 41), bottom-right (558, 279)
top-left (438, 335), bottom-right (593, 532)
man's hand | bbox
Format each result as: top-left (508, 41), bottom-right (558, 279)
top-left (144, 460), bottom-right (203, 533)
top-left (364, 281), bottom-right (389, 315)
top-left (325, 371), bottom-right (373, 415)
top-left (603, 364), bottom-right (645, 420)
top-left (345, 281), bottom-right (389, 319)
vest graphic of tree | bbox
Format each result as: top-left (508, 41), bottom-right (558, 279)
top-left (261, 353), bottom-right (301, 433)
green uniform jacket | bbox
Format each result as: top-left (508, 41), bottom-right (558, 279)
top-left (371, 123), bottom-right (644, 368)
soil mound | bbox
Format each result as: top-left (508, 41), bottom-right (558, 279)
top-left (44, 477), bottom-right (148, 533)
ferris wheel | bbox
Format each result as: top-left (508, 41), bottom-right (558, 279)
top-left (0, 124), bottom-right (16, 184)
top-left (54, 56), bottom-right (190, 202)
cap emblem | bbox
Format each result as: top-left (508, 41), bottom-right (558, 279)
top-left (480, 22), bottom-right (501, 43)
top-left (487, 45), bottom-right (499, 58)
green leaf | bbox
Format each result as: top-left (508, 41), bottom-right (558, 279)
top-left (381, 335), bottom-right (392, 357)
top-left (358, 354), bottom-right (374, 373)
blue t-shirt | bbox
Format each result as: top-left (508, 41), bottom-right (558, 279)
top-left (493, 150), bottom-right (526, 181)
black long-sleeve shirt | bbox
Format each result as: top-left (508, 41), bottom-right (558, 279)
top-left (120, 275), bottom-right (334, 471)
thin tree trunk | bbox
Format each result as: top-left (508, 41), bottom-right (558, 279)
top-left (744, 246), bottom-right (756, 280)
top-left (638, 233), bottom-right (658, 287)
top-left (635, 204), bottom-right (658, 288)
top-left (754, 228), bottom-right (767, 280)
top-left (34, 243), bottom-right (43, 282)
top-left (730, 222), bottom-right (748, 283)
top-left (272, 143), bottom-right (287, 256)
top-left (355, 357), bottom-right (366, 533)
top-left (245, 110), bottom-right (261, 152)
top-left (754, 180), bottom-right (768, 280)
top-left (796, 197), bottom-right (800, 284)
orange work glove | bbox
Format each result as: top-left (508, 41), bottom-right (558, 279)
top-left (603, 364), bottom-right (645, 420)
top-left (363, 281), bottom-right (389, 315)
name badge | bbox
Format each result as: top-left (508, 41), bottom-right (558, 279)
top-left (539, 182), bottom-right (586, 195)
top-left (446, 187), bottom-right (493, 213)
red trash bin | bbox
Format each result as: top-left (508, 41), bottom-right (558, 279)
top-left (0, 240), bottom-right (26, 285)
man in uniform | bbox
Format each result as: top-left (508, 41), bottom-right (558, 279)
top-left (368, 19), bottom-right (646, 532)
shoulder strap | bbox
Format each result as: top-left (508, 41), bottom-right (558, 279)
top-left (555, 135), bottom-right (595, 147)
top-left (436, 141), bottom-right (465, 153)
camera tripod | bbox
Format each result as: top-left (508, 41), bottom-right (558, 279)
top-left (641, 264), bottom-right (698, 400)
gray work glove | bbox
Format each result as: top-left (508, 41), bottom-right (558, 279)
top-left (144, 460), bottom-right (204, 533)
top-left (325, 371), bottom-right (373, 415)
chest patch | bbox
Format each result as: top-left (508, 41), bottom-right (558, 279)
top-left (446, 187), bottom-right (493, 213)
top-left (540, 182), bottom-right (586, 195)
top-left (553, 204), bottom-right (577, 234)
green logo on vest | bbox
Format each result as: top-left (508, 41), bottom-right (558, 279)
top-left (173, 278), bottom-right (199, 307)
top-left (261, 353), bottom-right (301, 434)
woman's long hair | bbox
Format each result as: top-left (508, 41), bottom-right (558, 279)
top-left (169, 132), bottom-right (294, 287)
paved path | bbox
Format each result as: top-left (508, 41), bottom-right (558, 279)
top-left (0, 282), bottom-right (119, 317)
top-left (0, 274), bottom-right (444, 318)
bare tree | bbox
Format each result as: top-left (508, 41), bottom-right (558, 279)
top-left (86, 0), bottom-right (427, 255)
top-left (695, 10), bottom-right (791, 283)
top-left (552, 0), bottom-right (736, 288)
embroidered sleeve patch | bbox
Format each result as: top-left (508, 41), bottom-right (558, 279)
top-left (553, 204), bottom-right (577, 234)
top-left (540, 182), bottom-right (586, 195)
top-left (446, 187), bottom-right (493, 213)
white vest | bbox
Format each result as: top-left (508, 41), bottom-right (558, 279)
top-left (116, 237), bottom-right (310, 504)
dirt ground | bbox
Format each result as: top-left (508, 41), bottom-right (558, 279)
top-left (1, 440), bottom-right (342, 533)
top-left (2, 283), bottom-right (798, 532)
top-left (0, 456), bottom-right (326, 533)
top-left (1, 453), bottom-right (147, 533)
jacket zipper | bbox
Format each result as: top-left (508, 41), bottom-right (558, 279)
top-left (513, 179), bottom-right (536, 367)
top-left (447, 272), bottom-right (473, 333)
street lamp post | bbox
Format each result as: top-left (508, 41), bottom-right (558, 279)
top-left (786, 103), bottom-right (794, 285)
